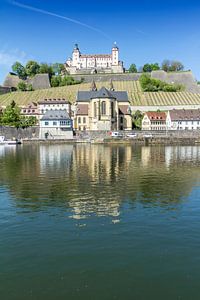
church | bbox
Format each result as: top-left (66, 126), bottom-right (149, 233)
top-left (65, 44), bottom-right (124, 74)
top-left (74, 80), bottom-right (132, 131)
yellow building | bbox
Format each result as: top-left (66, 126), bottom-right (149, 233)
top-left (74, 81), bottom-right (132, 131)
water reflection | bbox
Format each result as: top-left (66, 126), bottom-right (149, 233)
top-left (0, 144), bottom-right (200, 220)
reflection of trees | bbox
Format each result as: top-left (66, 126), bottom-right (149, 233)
top-left (0, 144), bottom-right (200, 219)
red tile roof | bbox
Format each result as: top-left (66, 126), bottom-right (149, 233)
top-left (146, 112), bottom-right (166, 121)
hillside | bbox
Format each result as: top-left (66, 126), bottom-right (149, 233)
top-left (1, 80), bottom-right (200, 107)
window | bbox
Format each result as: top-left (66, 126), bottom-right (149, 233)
top-left (111, 102), bottom-right (114, 118)
top-left (45, 121), bottom-right (49, 126)
top-left (120, 116), bottom-right (123, 123)
top-left (83, 117), bottom-right (86, 124)
top-left (94, 102), bottom-right (97, 118)
top-left (101, 101), bottom-right (106, 115)
top-left (78, 117), bottom-right (81, 124)
top-left (53, 121), bottom-right (57, 126)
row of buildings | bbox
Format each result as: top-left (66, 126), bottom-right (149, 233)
top-left (142, 110), bottom-right (200, 131)
top-left (2, 80), bottom-right (200, 139)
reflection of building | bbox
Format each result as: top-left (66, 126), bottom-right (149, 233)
top-left (142, 112), bottom-right (167, 130)
top-left (65, 43), bottom-right (124, 74)
top-left (39, 110), bottom-right (73, 139)
top-left (165, 146), bottom-right (200, 167)
top-left (39, 144), bottom-right (74, 172)
top-left (74, 82), bottom-right (132, 131)
top-left (166, 109), bottom-right (200, 130)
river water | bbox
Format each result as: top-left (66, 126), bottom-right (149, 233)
top-left (0, 144), bottom-right (200, 300)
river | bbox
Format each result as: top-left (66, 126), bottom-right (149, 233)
top-left (0, 144), bottom-right (200, 300)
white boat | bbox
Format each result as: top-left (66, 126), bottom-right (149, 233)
top-left (0, 136), bottom-right (22, 145)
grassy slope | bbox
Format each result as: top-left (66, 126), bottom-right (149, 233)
top-left (0, 80), bottom-right (200, 107)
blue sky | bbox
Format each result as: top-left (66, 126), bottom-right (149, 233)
top-left (1, 0), bottom-right (200, 84)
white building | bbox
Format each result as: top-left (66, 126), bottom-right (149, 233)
top-left (142, 112), bottom-right (167, 131)
top-left (166, 109), bottom-right (200, 130)
top-left (38, 99), bottom-right (71, 119)
top-left (65, 43), bottom-right (124, 74)
top-left (39, 110), bottom-right (73, 139)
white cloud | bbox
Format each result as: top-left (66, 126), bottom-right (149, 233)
top-left (0, 48), bottom-right (30, 67)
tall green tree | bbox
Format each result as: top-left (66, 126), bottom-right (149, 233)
top-left (25, 60), bottom-right (40, 77)
top-left (129, 64), bottom-right (137, 73)
top-left (12, 62), bottom-right (27, 79)
top-left (1, 101), bottom-right (21, 126)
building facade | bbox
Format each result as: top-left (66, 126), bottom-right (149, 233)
top-left (166, 109), bottom-right (200, 130)
top-left (38, 98), bottom-right (71, 119)
top-left (142, 112), bottom-right (167, 130)
top-left (39, 110), bottom-right (73, 139)
top-left (20, 102), bottom-right (39, 120)
top-left (74, 82), bottom-right (132, 131)
top-left (65, 44), bottom-right (124, 74)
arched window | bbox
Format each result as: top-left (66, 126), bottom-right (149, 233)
top-left (111, 102), bottom-right (114, 118)
top-left (94, 102), bottom-right (97, 118)
top-left (101, 101), bottom-right (106, 115)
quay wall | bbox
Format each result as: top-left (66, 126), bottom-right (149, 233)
top-left (1, 126), bottom-right (200, 144)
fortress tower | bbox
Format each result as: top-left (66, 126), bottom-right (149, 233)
top-left (65, 43), bottom-right (124, 75)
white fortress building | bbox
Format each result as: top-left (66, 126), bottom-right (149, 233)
top-left (65, 43), bottom-right (124, 74)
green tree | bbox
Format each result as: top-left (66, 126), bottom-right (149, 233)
top-left (139, 74), bottom-right (184, 92)
top-left (143, 63), bottom-right (160, 72)
top-left (143, 64), bottom-right (152, 72)
top-left (170, 61), bottom-right (184, 72)
top-left (52, 63), bottom-right (66, 75)
top-left (39, 63), bottom-right (54, 77)
top-left (17, 81), bottom-right (27, 91)
top-left (151, 63), bottom-right (160, 71)
top-left (51, 75), bottom-right (62, 87)
top-left (162, 60), bottom-right (184, 72)
top-left (132, 110), bottom-right (144, 129)
top-left (129, 64), bottom-right (137, 73)
top-left (12, 62), bottom-right (27, 79)
top-left (1, 101), bottom-right (21, 126)
top-left (19, 116), bottom-right (37, 128)
top-left (25, 60), bottom-right (40, 77)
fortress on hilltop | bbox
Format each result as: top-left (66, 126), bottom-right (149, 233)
top-left (65, 43), bottom-right (124, 75)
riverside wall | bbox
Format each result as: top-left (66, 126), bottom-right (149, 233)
top-left (1, 127), bottom-right (200, 145)
top-left (0, 126), bottom-right (39, 140)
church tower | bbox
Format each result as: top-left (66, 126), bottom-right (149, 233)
top-left (72, 43), bottom-right (80, 68)
top-left (112, 42), bottom-right (119, 66)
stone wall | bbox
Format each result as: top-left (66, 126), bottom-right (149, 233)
top-left (0, 126), bottom-right (39, 140)
top-left (0, 86), bottom-right (11, 95)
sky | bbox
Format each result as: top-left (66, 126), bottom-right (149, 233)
top-left (1, 0), bottom-right (200, 84)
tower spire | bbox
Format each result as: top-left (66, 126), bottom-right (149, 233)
top-left (91, 80), bottom-right (97, 91)
top-left (110, 79), bottom-right (115, 91)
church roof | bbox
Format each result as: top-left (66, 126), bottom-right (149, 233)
top-left (92, 87), bottom-right (115, 99)
top-left (77, 87), bottom-right (128, 102)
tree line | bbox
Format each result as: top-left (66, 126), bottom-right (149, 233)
top-left (12, 61), bottom-right (66, 80)
top-left (129, 60), bottom-right (185, 73)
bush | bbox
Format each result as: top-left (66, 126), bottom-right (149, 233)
top-left (139, 74), bottom-right (184, 92)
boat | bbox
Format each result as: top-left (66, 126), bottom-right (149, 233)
top-left (0, 136), bottom-right (22, 145)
